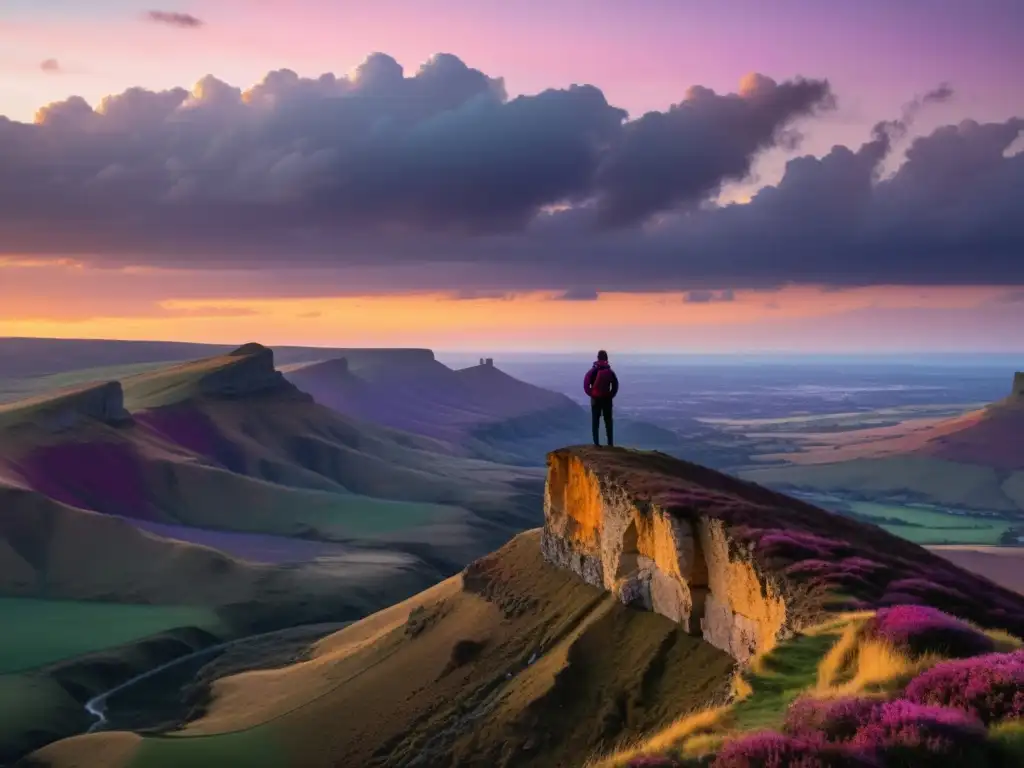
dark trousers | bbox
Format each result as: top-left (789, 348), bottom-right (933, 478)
top-left (591, 397), bottom-right (613, 446)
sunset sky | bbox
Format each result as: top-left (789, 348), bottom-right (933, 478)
top-left (1, 0), bottom-right (1022, 352)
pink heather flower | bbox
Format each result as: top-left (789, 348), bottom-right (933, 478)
top-left (865, 605), bottom-right (995, 658)
top-left (848, 699), bottom-right (989, 764)
top-left (712, 731), bottom-right (877, 767)
top-left (904, 649), bottom-right (1024, 724)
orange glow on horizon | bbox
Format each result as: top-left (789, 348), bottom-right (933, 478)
top-left (0, 283), bottom-right (1015, 352)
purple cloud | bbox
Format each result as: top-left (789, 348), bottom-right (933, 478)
top-left (0, 53), bottom-right (1021, 293)
top-left (39, 59), bottom-right (61, 74)
top-left (145, 10), bottom-right (203, 29)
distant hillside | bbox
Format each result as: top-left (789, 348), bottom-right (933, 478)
top-left (0, 344), bottom-right (542, 570)
top-left (743, 373), bottom-right (1024, 512)
top-left (285, 355), bottom-right (692, 465)
top-left (0, 336), bottom-right (432, 388)
top-left (0, 337), bottom-right (738, 467)
top-left (37, 448), bottom-right (1024, 768)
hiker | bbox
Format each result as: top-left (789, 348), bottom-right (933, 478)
top-left (583, 350), bottom-right (619, 447)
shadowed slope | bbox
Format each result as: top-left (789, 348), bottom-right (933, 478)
top-left (285, 355), bottom-right (578, 446)
top-left (285, 356), bottom-right (690, 466)
top-left (32, 530), bottom-right (736, 768)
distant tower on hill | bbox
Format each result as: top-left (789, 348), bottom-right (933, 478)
top-left (479, 358), bottom-right (484, 365)
top-left (1013, 372), bottom-right (1024, 397)
top-left (485, 358), bottom-right (494, 367)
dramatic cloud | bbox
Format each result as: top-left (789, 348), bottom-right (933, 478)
top-left (1, 53), bottom-right (1022, 293)
top-left (39, 59), bottom-right (61, 74)
top-left (145, 10), bottom-right (203, 29)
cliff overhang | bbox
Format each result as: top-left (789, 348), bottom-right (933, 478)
top-left (541, 447), bottom-right (806, 663)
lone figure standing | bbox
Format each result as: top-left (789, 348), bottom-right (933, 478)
top-left (583, 350), bottom-right (619, 447)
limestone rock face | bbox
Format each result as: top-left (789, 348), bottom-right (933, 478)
top-left (541, 447), bottom-right (792, 663)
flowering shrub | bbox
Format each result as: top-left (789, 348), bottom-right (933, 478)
top-left (848, 699), bottom-right (989, 765)
top-left (757, 531), bottom-right (852, 562)
top-left (904, 649), bottom-right (1024, 724)
top-left (711, 731), bottom-right (875, 767)
top-left (865, 605), bottom-right (995, 658)
top-left (784, 697), bottom-right (877, 743)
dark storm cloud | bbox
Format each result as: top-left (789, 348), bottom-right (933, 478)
top-left (40, 59), bottom-right (61, 74)
top-left (145, 10), bottom-right (203, 28)
top-left (593, 74), bottom-right (833, 226)
top-left (0, 53), bottom-right (1022, 292)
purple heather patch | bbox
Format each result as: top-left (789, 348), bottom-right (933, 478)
top-left (883, 577), bottom-right (970, 605)
top-left (13, 441), bottom-right (155, 519)
top-left (726, 520), bottom-right (1024, 640)
top-left (136, 407), bottom-right (245, 471)
top-left (756, 530), bottom-right (854, 562)
top-left (848, 699), bottom-right (989, 764)
top-left (866, 605), bottom-right (996, 658)
top-left (904, 649), bottom-right (1024, 724)
top-left (711, 731), bottom-right (876, 768)
top-left (784, 697), bottom-right (878, 743)
top-left (778, 696), bottom-right (991, 765)
top-left (876, 592), bottom-right (927, 608)
top-left (136, 407), bottom-right (221, 458)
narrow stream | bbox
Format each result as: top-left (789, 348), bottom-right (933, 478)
top-left (85, 622), bottom-right (350, 734)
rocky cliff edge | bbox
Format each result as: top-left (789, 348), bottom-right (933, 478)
top-left (541, 446), bottom-right (1024, 663)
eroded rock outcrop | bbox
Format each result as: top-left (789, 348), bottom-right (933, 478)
top-left (0, 381), bottom-right (132, 433)
top-left (199, 343), bottom-right (308, 399)
top-left (541, 447), bottom-right (788, 662)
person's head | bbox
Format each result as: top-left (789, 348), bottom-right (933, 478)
top-left (597, 350), bottom-right (608, 362)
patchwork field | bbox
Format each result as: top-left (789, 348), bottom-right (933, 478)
top-left (0, 599), bottom-right (222, 674)
top-left (0, 600), bottom-right (224, 767)
top-left (848, 501), bottom-right (1015, 545)
top-left (785, 492), bottom-right (1021, 546)
top-left (740, 380), bottom-right (1024, 518)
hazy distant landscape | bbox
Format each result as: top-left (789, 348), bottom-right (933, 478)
top-left (442, 352), bottom-right (1024, 545)
top-left (5, 342), bottom-right (1021, 544)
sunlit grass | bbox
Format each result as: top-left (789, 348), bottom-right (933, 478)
top-left (585, 610), bottom-right (1024, 767)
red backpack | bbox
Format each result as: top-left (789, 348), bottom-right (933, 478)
top-left (584, 363), bottom-right (615, 398)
